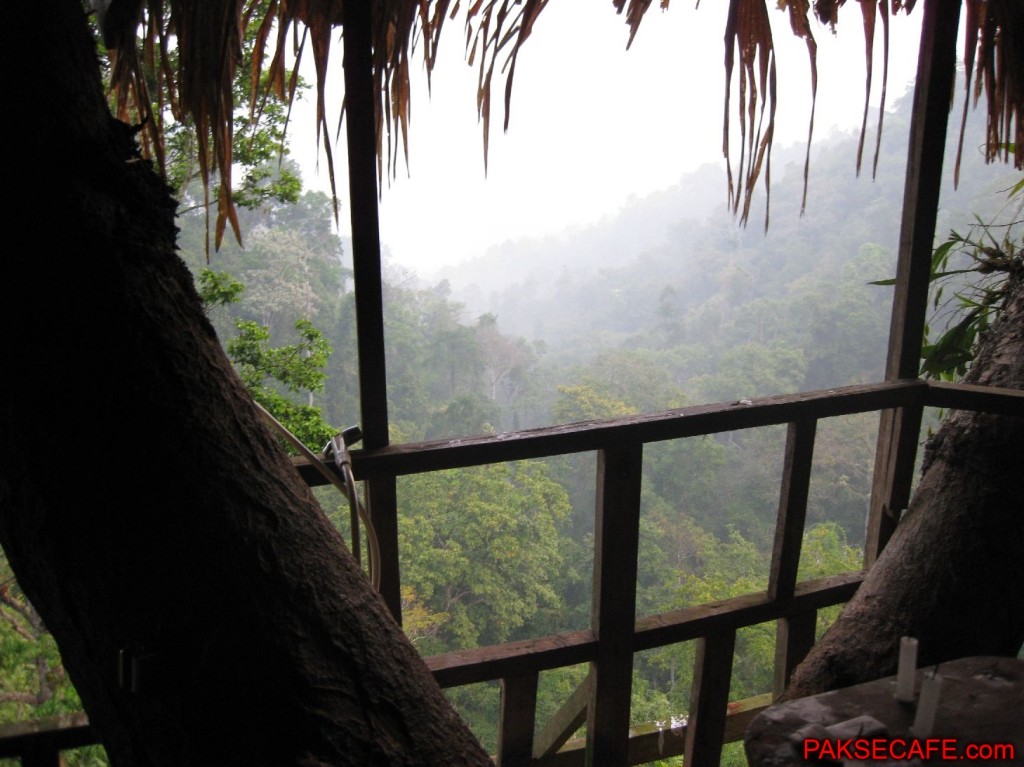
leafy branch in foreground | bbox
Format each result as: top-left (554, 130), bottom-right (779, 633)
top-left (873, 177), bottom-right (1024, 381)
top-left (918, 221), bottom-right (1022, 380)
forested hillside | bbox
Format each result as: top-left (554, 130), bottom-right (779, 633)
top-left (1, 76), bottom-right (1018, 765)
top-left (177, 85), bottom-right (1012, 759)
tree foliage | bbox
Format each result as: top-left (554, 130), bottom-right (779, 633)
top-left (399, 461), bottom-right (572, 651)
top-left (920, 180), bottom-right (1024, 380)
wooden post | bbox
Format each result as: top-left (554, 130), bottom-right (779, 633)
top-left (768, 420), bottom-right (818, 701)
top-left (367, 475), bottom-right (402, 620)
top-left (773, 611), bottom-right (817, 698)
top-left (684, 630), bottom-right (736, 767)
top-left (866, 0), bottom-right (961, 564)
top-left (768, 420), bottom-right (817, 601)
top-left (498, 673), bottom-right (539, 767)
top-left (341, 1), bottom-right (402, 620)
top-left (586, 443), bottom-right (643, 767)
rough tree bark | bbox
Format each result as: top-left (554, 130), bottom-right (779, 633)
top-left (0, 2), bottom-right (491, 765)
top-left (786, 270), bottom-right (1024, 698)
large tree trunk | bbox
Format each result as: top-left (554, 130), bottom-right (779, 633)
top-left (0, 3), bottom-right (491, 765)
top-left (786, 270), bottom-right (1024, 699)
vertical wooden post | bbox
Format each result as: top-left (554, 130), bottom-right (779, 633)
top-left (768, 420), bottom-right (817, 601)
top-left (774, 611), bottom-right (817, 699)
top-left (586, 443), bottom-right (643, 767)
top-left (341, 1), bottom-right (402, 620)
top-left (684, 630), bottom-right (736, 767)
top-left (866, 0), bottom-right (961, 565)
top-left (498, 673), bottom-right (539, 767)
top-left (768, 420), bottom-right (818, 701)
top-left (366, 476), bottom-right (402, 620)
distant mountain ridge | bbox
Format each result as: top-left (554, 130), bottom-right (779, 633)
top-left (433, 86), bottom-right (1015, 344)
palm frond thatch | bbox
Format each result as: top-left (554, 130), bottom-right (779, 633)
top-left (101, 0), bottom-right (1024, 244)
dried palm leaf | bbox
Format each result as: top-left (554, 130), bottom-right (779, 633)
top-left (960, 0), bottom-right (1024, 178)
top-left (100, 0), bottom-right (1023, 248)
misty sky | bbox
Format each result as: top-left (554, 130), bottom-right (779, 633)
top-left (291, 3), bottom-right (926, 273)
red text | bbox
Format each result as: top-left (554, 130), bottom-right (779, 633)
top-left (802, 737), bottom-right (1016, 762)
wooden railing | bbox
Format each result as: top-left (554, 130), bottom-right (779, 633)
top-left (3, 379), bottom-right (1022, 766)
top-left (341, 379), bottom-right (1024, 767)
top-left (0, 714), bottom-right (93, 767)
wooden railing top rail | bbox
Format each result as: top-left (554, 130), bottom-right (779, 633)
top-left (291, 380), bottom-right (916, 484)
top-left (925, 380), bottom-right (1024, 414)
top-left (348, 380), bottom-right (927, 478)
top-left (294, 380), bottom-right (1023, 486)
top-left (0, 713), bottom-right (94, 758)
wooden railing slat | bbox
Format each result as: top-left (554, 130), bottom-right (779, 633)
top-left (367, 475), bottom-right (402, 622)
top-left (497, 673), bottom-right (539, 767)
top-left (587, 443), bottom-right (644, 767)
top-left (865, 404), bottom-right (923, 564)
top-left (768, 420), bottom-right (817, 601)
top-left (774, 611), bottom-right (817, 698)
top-left (684, 630), bottom-right (736, 767)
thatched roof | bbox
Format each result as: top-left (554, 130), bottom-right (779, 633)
top-left (102, 0), bottom-right (1024, 243)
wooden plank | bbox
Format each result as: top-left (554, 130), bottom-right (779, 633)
top-left (587, 443), bottom-right (644, 767)
top-left (0, 714), bottom-right (94, 758)
top-left (866, 405), bottom-right (923, 564)
top-left (773, 610), bottom-right (817, 699)
top-left (423, 573), bottom-right (861, 688)
top-left (925, 381), bottom-right (1024, 415)
top-left (338, 381), bottom-right (925, 480)
top-left (684, 630), bottom-right (736, 767)
top-left (867, 0), bottom-right (961, 565)
top-left (634, 571), bottom-right (862, 652)
top-left (367, 475), bottom-right (402, 621)
top-left (426, 629), bottom-right (597, 689)
top-left (533, 672), bottom-right (591, 760)
top-left (535, 693), bottom-right (772, 767)
top-left (498, 673), bottom-right (539, 767)
top-left (629, 692), bottom-right (770, 766)
top-left (340, 0), bottom-right (389, 451)
top-left (768, 420), bottom-right (817, 601)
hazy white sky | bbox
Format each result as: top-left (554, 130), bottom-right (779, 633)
top-left (291, 3), bottom-right (925, 273)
